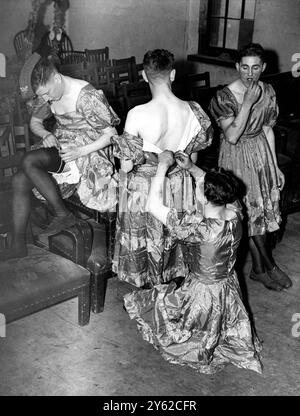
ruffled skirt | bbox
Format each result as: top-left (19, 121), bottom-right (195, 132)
top-left (124, 273), bottom-right (262, 374)
top-left (219, 132), bottom-right (281, 236)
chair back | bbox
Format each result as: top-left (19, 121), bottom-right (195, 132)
top-left (135, 63), bottom-right (144, 81)
top-left (185, 71), bottom-right (211, 88)
top-left (13, 30), bottom-right (27, 59)
top-left (120, 80), bottom-right (151, 112)
top-left (112, 56), bottom-right (139, 82)
top-left (39, 31), bottom-right (73, 60)
top-left (108, 63), bottom-right (136, 94)
top-left (84, 62), bottom-right (113, 94)
top-left (60, 50), bottom-right (86, 65)
top-left (85, 47), bottom-right (109, 64)
top-left (174, 71), bottom-right (211, 100)
top-left (60, 62), bottom-right (86, 79)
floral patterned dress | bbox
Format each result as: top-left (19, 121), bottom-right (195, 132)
top-left (32, 84), bottom-right (120, 212)
top-left (111, 101), bottom-right (213, 287)
top-left (209, 82), bottom-right (281, 236)
top-left (124, 185), bottom-right (262, 375)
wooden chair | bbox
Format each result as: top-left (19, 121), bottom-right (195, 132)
top-left (136, 63), bottom-right (144, 81)
top-left (112, 56), bottom-right (138, 82)
top-left (109, 63), bottom-right (136, 92)
top-left (119, 80), bottom-right (151, 112)
top-left (13, 30), bottom-right (28, 60)
top-left (60, 61), bottom-right (86, 79)
top-left (60, 50), bottom-right (86, 65)
top-left (0, 111), bottom-right (16, 164)
top-left (84, 62), bottom-right (113, 94)
top-left (174, 71), bottom-right (211, 101)
top-left (85, 47), bottom-right (109, 64)
top-left (39, 30), bottom-right (73, 60)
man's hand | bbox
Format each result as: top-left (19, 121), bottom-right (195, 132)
top-left (158, 150), bottom-right (174, 169)
top-left (243, 81), bottom-right (262, 107)
top-left (174, 151), bottom-right (193, 170)
top-left (59, 146), bottom-right (86, 163)
top-left (277, 167), bottom-right (285, 191)
top-left (42, 133), bottom-right (60, 149)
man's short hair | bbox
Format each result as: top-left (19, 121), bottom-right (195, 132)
top-left (237, 43), bottom-right (266, 64)
top-left (143, 49), bottom-right (175, 80)
top-left (31, 57), bottom-right (59, 93)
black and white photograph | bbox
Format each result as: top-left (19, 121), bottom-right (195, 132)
top-left (0, 0), bottom-right (299, 399)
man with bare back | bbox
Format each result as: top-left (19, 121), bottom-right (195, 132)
top-left (111, 49), bottom-right (212, 288)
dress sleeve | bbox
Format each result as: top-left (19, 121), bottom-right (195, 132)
top-left (110, 131), bottom-right (144, 165)
top-left (264, 84), bottom-right (279, 127)
top-left (166, 207), bottom-right (208, 244)
top-left (31, 97), bottom-right (52, 120)
top-left (185, 101), bottom-right (213, 153)
top-left (77, 86), bottom-right (120, 132)
top-left (209, 88), bottom-right (236, 126)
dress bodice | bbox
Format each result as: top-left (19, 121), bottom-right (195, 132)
top-left (166, 207), bottom-right (242, 283)
top-left (209, 82), bottom-right (278, 142)
top-left (111, 100), bottom-right (213, 166)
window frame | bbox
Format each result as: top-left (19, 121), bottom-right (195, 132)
top-left (200, 0), bottom-right (256, 56)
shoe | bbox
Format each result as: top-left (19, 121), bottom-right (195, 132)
top-left (250, 270), bottom-right (283, 291)
top-left (268, 265), bottom-right (293, 289)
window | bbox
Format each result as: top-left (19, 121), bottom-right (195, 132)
top-left (199, 0), bottom-right (256, 56)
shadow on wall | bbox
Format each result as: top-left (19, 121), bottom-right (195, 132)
top-left (174, 58), bottom-right (197, 78)
top-left (264, 49), bottom-right (280, 74)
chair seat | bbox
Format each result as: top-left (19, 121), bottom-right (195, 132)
top-left (0, 244), bottom-right (90, 325)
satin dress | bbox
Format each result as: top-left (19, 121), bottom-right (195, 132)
top-left (124, 181), bottom-right (262, 374)
top-left (31, 84), bottom-right (120, 212)
top-left (111, 101), bottom-right (213, 287)
top-left (209, 82), bottom-right (281, 236)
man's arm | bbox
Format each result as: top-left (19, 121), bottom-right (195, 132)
top-left (219, 82), bottom-right (261, 144)
top-left (263, 125), bottom-right (285, 190)
top-left (119, 108), bottom-right (141, 172)
top-left (30, 115), bottom-right (60, 148)
top-left (59, 125), bottom-right (116, 163)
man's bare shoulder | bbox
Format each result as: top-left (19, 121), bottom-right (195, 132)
top-left (130, 101), bottom-right (153, 113)
top-left (227, 79), bottom-right (241, 93)
top-left (127, 102), bottom-right (155, 121)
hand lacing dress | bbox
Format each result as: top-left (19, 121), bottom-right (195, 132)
top-left (31, 84), bottom-right (120, 212)
top-left (111, 101), bottom-right (213, 287)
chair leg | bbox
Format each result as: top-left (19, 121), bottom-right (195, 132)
top-left (78, 285), bottom-right (90, 326)
top-left (91, 271), bottom-right (110, 313)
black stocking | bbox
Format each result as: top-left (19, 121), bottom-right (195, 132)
top-left (250, 234), bottom-right (275, 273)
top-left (21, 148), bottom-right (69, 217)
top-left (0, 148), bottom-right (70, 260)
top-left (249, 237), bottom-right (265, 274)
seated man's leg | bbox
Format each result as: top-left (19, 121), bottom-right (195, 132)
top-left (0, 148), bottom-right (76, 261)
top-left (0, 170), bottom-right (35, 260)
top-left (21, 147), bottom-right (77, 233)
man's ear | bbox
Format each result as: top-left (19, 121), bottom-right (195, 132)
top-left (235, 62), bottom-right (240, 72)
top-left (142, 70), bottom-right (148, 83)
top-left (262, 62), bottom-right (267, 73)
top-left (170, 68), bottom-right (176, 82)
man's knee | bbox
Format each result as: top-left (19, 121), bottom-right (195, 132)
top-left (21, 151), bottom-right (43, 174)
top-left (11, 171), bottom-right (26, 192)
